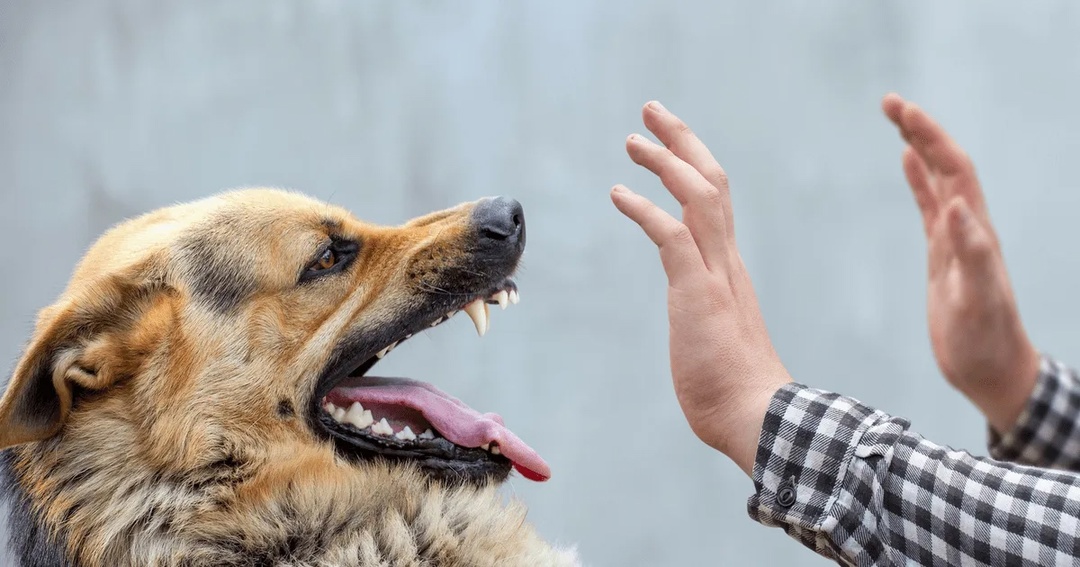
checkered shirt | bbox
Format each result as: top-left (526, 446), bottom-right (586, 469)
top-left (747, 353), bottom-right (1080, 566)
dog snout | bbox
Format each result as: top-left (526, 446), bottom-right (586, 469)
top-left (472, 196), bottom-right (525, 249)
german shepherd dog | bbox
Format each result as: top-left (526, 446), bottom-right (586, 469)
top-left (0, 189), bottom-right (581, 566)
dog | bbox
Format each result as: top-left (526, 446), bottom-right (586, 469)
top-left (0, 189), bottom-right (581, 566)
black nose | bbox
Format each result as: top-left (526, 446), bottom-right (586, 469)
top-left (472, 196), bottom-right (525, 247)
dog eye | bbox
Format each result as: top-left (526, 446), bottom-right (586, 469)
top-left (300, 239), bottom-right (359, 283)
top-left (314, 248), bottom-right (337, 271)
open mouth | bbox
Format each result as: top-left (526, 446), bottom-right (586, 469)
top-left (313, 279), bottom-right (550, 484)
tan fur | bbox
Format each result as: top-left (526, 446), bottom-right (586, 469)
top-left (0, 189), bottom-right (579, 567)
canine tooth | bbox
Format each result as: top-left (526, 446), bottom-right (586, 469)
top-left (396, 426), bottom-right (417, 441)
top-left (372, 418), bottom-right (393, 436)
top-left (332, 407), bottom-right (346, 423)
top-left (419, 429), bottom-right (435, 440)
top-left (464, 299), bottom-right (488, 337)
top-left (405, 333), bottom-right (413, 339)
top-left (430, 318), bottom-right (442, 327)
top-left (480, 443), bottom-right (490, 451)
top-left (509, 289), bottom-right (520, 305)
top-left (494, 290), bottom-right (509, 310)
top-left (491, 444), bottom-right (501, 455)
top-left (323, 402), bottom-right (337, 414)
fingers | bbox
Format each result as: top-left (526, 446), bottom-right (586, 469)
top-left (610, 185), bottom-right (706, 282)
top-left (944, 197), bottom-right (996, 274)
top-left (902, 146), bottom-right (939, 235)
top-left (625, 133), bottom-right (729, 269)
top-left (641, 101), bottom-right (735, 244)
top-left (882, 93), bottom-right (987, 216)
top-left (881, 93), bottom-right (905, 124)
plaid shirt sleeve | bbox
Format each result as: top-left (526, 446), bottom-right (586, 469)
top-left (747, 383), bottom-right (1080, 565)
top-left (988, 353), bottom-right (1080, 471)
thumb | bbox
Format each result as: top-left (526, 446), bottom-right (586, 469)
top-left (946, 198), bottom-right (996, 272)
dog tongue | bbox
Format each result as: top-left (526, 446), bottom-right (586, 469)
top-left (329, 377), bottom-right (550, 482)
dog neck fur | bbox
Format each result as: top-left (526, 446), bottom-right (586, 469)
top-left (2, 437), bottom-right (580, 566)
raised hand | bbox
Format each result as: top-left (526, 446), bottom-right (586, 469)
top-left (611, 102), bottom-right (791, 474)
top-left (882, 93), bottom-right (1040, 433)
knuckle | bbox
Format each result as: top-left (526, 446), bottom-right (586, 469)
top-left (699, 185), bottom-right (725, 207)
top-left (967, 236), bottom-right (995, 258)
top-left (708, 166), bottom-right (729, 188)
top-left (667, 224), bottom-right (694, 245)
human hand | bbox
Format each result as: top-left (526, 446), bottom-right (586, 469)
top-left (611, 101), bottom-right (792, 475)
top-left (882, 93), bottom-right (1040, 434)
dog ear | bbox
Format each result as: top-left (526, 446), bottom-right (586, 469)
top-left (0, 274), bottom-right (173, 449)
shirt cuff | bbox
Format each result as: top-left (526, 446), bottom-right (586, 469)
top-left (988, 353), bottom-right (1080, 470)
top-left (747, 383), bottom-right (891, 549)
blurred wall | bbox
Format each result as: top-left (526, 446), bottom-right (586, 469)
top-left (2, 1), bottom-right (1080, 564)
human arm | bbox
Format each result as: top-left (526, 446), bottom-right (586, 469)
top-left (751, 382), bottom-right (1080, 565)
top-left (883, 94), bottom-right (1080, 472)
top-left (612, 100), bottom-right (1080, 565)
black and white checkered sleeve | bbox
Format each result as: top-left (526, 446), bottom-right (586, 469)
top-left (988, 353), bottom-right (1080, 471)
top-left (747, 383), bottom-right (1080, 565)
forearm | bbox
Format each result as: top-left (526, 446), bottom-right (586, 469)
top-left (749, 383), bottom-right (1080, 565)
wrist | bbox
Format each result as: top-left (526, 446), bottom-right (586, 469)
top-left (978, 343), bottom-right (1041, 435)
top-left (705, 373), bottom-right (791, 477)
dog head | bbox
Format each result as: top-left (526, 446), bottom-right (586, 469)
top-left (0, 188), bottom-right (549, 488)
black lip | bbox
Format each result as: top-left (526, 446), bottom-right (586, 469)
top-left (318, 412), bottom-right (512, 484)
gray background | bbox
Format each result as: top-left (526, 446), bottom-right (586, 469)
top-left (2, 1), bottom-right (1080, 565)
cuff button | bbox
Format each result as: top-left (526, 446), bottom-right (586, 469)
top-left (776, 477), bottom-right (797, 508)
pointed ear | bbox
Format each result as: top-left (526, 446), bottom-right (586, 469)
top-left (0, 276), bottom-right (173, 449)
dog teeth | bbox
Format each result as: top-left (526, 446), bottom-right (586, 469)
top-left (395, 426), bottom-right (417, 441)
top-left (419, 429), bottom-right (435, 440)
top-left (493, 290), bottom-right (509, 310)
top-left (332, 406), bottom-right (346, 423)
top-left (509, 289), bottom-right (520, 305)
top-left (480, 443), bottom-right (490, 451)
top-left (491, 444), bottom-right (500, 455)
top-left (376, 341), bottom-right (398, 359)
top-left (344, 403), bottom-right (374, 429)
top-left (371, 418), bottom-right (394, 436)
top-left (464, 299), bottom-right (489, 337)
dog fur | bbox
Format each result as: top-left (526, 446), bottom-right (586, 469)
top-left (0, 189), bottom-right (579, 567)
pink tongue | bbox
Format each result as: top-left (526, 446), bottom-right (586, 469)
top-left (328, 377), bottom-right (550, 482)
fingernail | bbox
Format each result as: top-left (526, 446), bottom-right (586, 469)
top-left (627, 133), bottom-right (644, 143)
top-left (647, 101), bottom-right (666, 113)
top-left (611, 185), bottom-right (630, 195)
